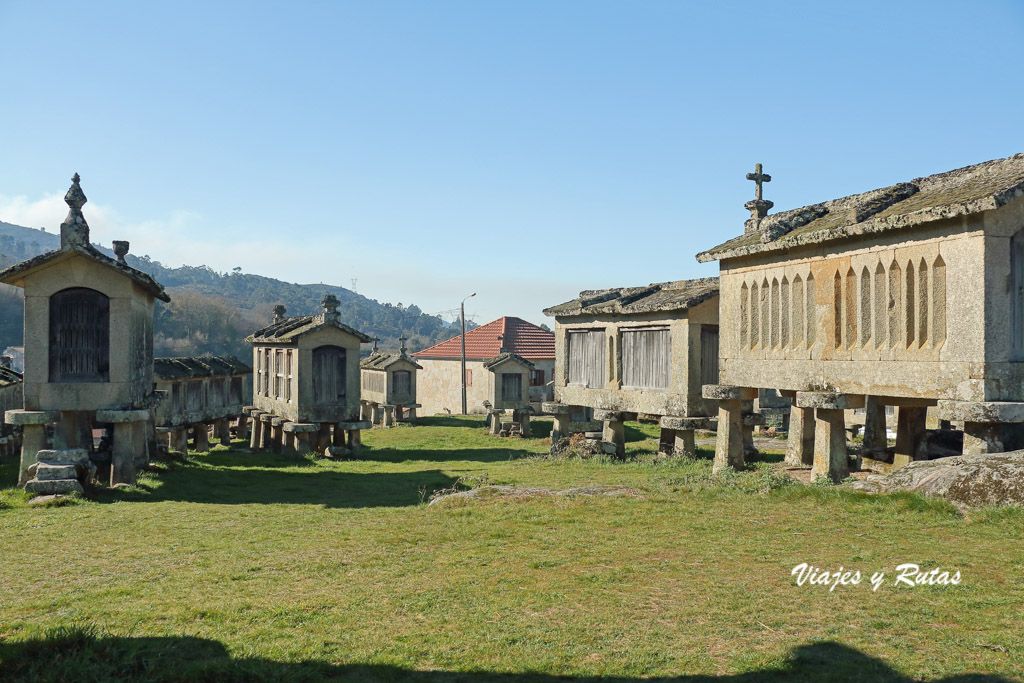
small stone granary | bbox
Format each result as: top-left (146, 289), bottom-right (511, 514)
top-left (244, 299), bottom-right (372, 456)
top-left (0, 358), bottom-right (23, 460)
top-left (154, 356), bottom-right (253, 454)
top-left (359, 337), bottom-right (422, 427)
top-left (0, 174), bottom-right (170, 494)
top-left (697, 155), bottom-right (1024, 480)
top-left (542, 278), bottom-right (721, 457)
top-left (481, 349), bottom-right (536, 437)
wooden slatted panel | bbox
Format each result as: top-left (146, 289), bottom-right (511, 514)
top-left (501, 373), bottom-right (522, 401)
top-left (700, 325), bottom-right (719, 387)
top-left (568, 330), bottom-right (606, 388)
top-left (49, 288), bottom-right (110, 382)
top-left (210, 378), bottom-right (225, 407)
top-left (313, 346), bottom-right (346, 404)
top-left (392, 370), bottom-right (412, 396)
top-left (621, 327), bottom-right (670, 389)
top-left (230, 377), bottom-right (243, 404)
top-left (186, 380), bottom-right (202, 411)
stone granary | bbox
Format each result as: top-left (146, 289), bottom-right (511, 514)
top-left (697, 154), bottom-right (1024, 481)
top-left (0, 358), bottom-right (23, 460)
top-left (153, 356), bottom-right (253, 454)
top-left (542, 278), bottom-right (721, 457)
top-left (0, 174), bottom-right (170, 494)
top-left (244, 298), bottom-right (372, 456)
top-left (412, 316), bottom-right (555, 416)
top-left (359, 338), bottom-right (422, 427)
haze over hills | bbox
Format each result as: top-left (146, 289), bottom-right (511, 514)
top-left (0, 220), bottom-right (474, 359)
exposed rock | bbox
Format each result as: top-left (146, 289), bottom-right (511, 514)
top-left (850, 451), bottom-right (1024, 508)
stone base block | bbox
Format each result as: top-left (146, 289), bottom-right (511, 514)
top-left (702, 385), bottom-right (757, 401)
top-left (35, 463), bottom-right (78, 480)
top-left (25, 478), bottom-right (84, 496)
top-left (35, 449), bottom-right (89, 465)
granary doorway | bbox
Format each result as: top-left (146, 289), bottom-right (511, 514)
top-left (312, 345), bottom-right (346, 404)
top-left (49, 287), bottom-right (110, 382)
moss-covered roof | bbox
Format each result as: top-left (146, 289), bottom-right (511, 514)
top-left (543, 277), bottom-right (719, 319)
top-left (0, 365), bottom-right (22, 388)
top-left (482, 352), bottom-right (535, 370)
top-left (245, 314), bottom-right (372, 345)
top-left (359, 351), bottom-right (422, 371)
top-left (697, 154), bottom-right (1024, 263)
top-left (153, 355), bottom-right (252, 380)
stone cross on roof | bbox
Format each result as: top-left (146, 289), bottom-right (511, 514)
top-left (744, 163), bottom-right (774, 220)
top-left (61, 172), bottom-right (91, 249)
top-left (321, 294), bottom-right (340, 323)
top-left (497, 333), bottom-right (507, 354)
top-left (372, 337), bottom-right (380, 352)
top-left (273, 304), bottom-right (287, 322)
top-left (399, 336), bottom-right (407, 354)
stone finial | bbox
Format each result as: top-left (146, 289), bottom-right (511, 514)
top-left (321, 294), bottom-right (340, 323)
top-left (372, 336), bottom-right (380, 352)
top-left (744, 163), bottom-right (774, 227)
top-left (113, 240), bottom-right (129, 263)
top-left (399, 336), bottom-right (407, 354)
top-left (273, 304), bottom-right (287, 322)
top-left (60, 173), bottom-right (90, 249)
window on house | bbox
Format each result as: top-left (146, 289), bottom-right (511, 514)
top-left (393, 370), bottom-right (412, 396)
top-left (501, 373), bottom-right (523, 401)
top-left (529, 369), bottom-right (546, 386)
top-left (312, 345), bottom-right (346, 404)
top-left (568, 329), bottom-right (605, 388)
top-left (621, 327), bottom-right (670, 389)
top-left (48, 287), bottom-right (110, 382)
top-left (465, 369), bottom-right (473, 387)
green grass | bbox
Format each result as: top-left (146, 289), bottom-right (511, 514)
top-left (0, 416), bottom-right (1022, 682)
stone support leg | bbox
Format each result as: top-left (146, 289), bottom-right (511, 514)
top-left (261, 418), bottom-right (274, 452)
top-left (347, 429), bottom-right (362, 454)
top-left (658, 427), bottom-right (675, 455)
top-left (602, 419), bottom-right (625, 459)
top-left (193, 423), bottom-right (211, 453)
top-left (271, 423), bottom-right (284, 454)
top-left (674, 429), bottom-right (696, 457)
top-left (713, 399), bottom-right (745, 473)
top-left (520, 412), bottom-right (531, 437)
top-left (784, 406), bottom-right (815, 467)
top-left (862, 396), bottom-right (888, 455)
top-left (811, 408), bottom-right (849, 483)
top-left (18, 424), bottom-right (46, 487)
top-left (781, 410), bottom-right (791, 433)
top-left (551, 413), bottom-right (571, 453)
top-left (237, 415), bottom-right (250, 441)
top-left (370, 404), bottom-right (381, 425)
top-left (284, 432), bottom-right (295, 451)
top-left (963, 422), bottom-right (1005, 455)
top-left (332, 424), bottom-right (346, 447)
top-left (214, 419), bottom-right (231, 446)
top-left (111, 422), bottom-right (137, 486)
top-left (383, 406), bottom-right (395, 428)
top-left (295, 431), bottom-right (311, 455)
top-left (317, 424), bottom-right (332, 453)
top-left (893, 406), bottom-right (928, 468)
top-left (489, 412), bottom-right (502, 436)
top-left (132, 421), bottom-right (149, 468)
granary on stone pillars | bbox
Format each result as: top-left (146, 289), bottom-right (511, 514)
top-left (153, 355), bottom-right (252, 455)
top-left (542, 278), bottom-right (722, 458)
top-left (480, 342), bottom-right (536, 437)
top-left (697, 155), bottom-right (1024, 481)
top-left (359, 337), bottom-right (422, 427)
top-left (0, 358), bottom-right (23, 461)
top-left (412, 316), bottom-right (555, 416)
top-left (0, 174), bottom-right (170, 495)
top-left (244, 298), bottom-right (372, 456)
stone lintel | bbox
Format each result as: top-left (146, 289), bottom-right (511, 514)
top-left (541, 402), bottom-right (573, 415)
top-left (5, 410), bottom-right (59, 425)
top-left (260, 413), bottom-right (276, 422)
top-left (795, 392), bottom-right (865, 410)
top-left (936, 400), bottom-right (1024, 424)
top-left (282, 422), bottom-right (319, 433)
top-left (659, 416), bottom-right (710, 431)
top-left (336, 421), bottom-right (372, 430)
top-left (271, 418), bottom-right (285, 427)
top-left (702, 385), bottom-right (758, 401)
top-left (242, 405), bottom-right (256, 413)
top-left (96, 409), bottom-right (151, 424)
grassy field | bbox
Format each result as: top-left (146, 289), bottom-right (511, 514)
top-left (0, 416), bottom-right (1022, 682)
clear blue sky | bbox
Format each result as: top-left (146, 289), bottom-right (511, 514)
top-left (1, 1), bottom-right (1022, 326)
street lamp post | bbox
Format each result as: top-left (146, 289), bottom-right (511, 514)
top-left (461, 292), bottom-right (476, 415)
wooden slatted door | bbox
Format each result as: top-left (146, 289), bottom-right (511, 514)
top-left (313, 346), bottom-right (347, 404)
top-left (49, 287), bottom-right (110, 382)
top-left (568, 329), bottom-right (606, 388)
top-left (621, 327), bottom-right (671, 389)
top-left (501, 373), bottom-right (522, 401)
top-left (392, 370), bottom-right (412, 397)
top-left (700, 325), bottom-right (720, 387)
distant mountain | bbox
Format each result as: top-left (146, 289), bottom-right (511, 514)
top-left (0, 220), bottom-right (471, 359)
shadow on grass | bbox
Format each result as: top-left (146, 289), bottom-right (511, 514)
top-left (368, 444), bottom-right (542, 464)
top-left (0, 628), bottom-right (1011, 682)
top-left (416, 415), bottom-right (488, 429)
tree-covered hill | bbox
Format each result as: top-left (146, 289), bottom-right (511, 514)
top-left (0, 221), bottom-right (468, 359)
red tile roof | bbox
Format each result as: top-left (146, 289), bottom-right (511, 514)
top-left (412, 316), bottom-right (554, 360)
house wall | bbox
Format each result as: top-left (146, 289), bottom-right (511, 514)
top-left (528, 359), bottom-right (556, 402)
top-left (21, 253), bottom-right (155, 411)
top-left (416, 358), bottom-right (491, 415)
top-left (552, 296), bottom-right (719, 417)
top-left (716, 197), bottom-right (1024, 402)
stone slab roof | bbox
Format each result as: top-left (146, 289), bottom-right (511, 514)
top-left (360, 351), bottom-right (423, 371)
top-left (543, 277), bottom-right (719, 318)
top-left (483, 352), bottom-right (535, 370)
top-left (154, 355), bottom-right (252, 380)
top-left (245, 315), bottom-right (372, 345)
top-left (0, 242), bottom-right (171, 302)
top-left (696, 153), bottom-right (1024, 263)
top-left (412, 316), bottom-right (554, 360)
top-left (0, 366), bottom-right (22, 388)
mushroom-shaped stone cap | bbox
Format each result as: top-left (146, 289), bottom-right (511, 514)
top-left (113, 240), bottom-right (129, 262)
top-left (65, 173), bottom-right (87, 209)
top-left (321, 293), bottom-right (340, 313)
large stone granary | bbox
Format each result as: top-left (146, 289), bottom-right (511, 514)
top-left (0, 174), bottom-right (169, 492)
top-left (543, 278), bottom-right (720, 457)
top-left (245, 299), bottom-right (372, 455)
top-left (697, 155), bottom-right (1024, 480)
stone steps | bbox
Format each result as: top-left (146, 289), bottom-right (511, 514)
top-left (24, 449), bottom-right (90, 498)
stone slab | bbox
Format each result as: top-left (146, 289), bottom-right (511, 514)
top-left (542, 402), bottom-right (574, 415)
top-left (702, 385), bottom-right (758, 401)
top-left (5, 410), bottom-right (58, 425)
top-left (25, 478), bottom-right (84, 496)
top-left (96, 409), bottom-right (150, 423)
top-left (795, 392), bottom-right (866, 410)
top-left (936, 400), bottom-right (1024, 424)
top-left (36, 449), bottom-right (89, 465)
top-left (282, 422), bottom-right (319, 433)
top-left (336, 421), bottom-right (372, 430)
top-left (36, 463), bottom-right (77, 480)
top-left (659, 416), bottom-right (710, 430)
top-left (271, 418), bottom-right (285, 427)
top-left (593, 409), bottom-right (631, 421)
